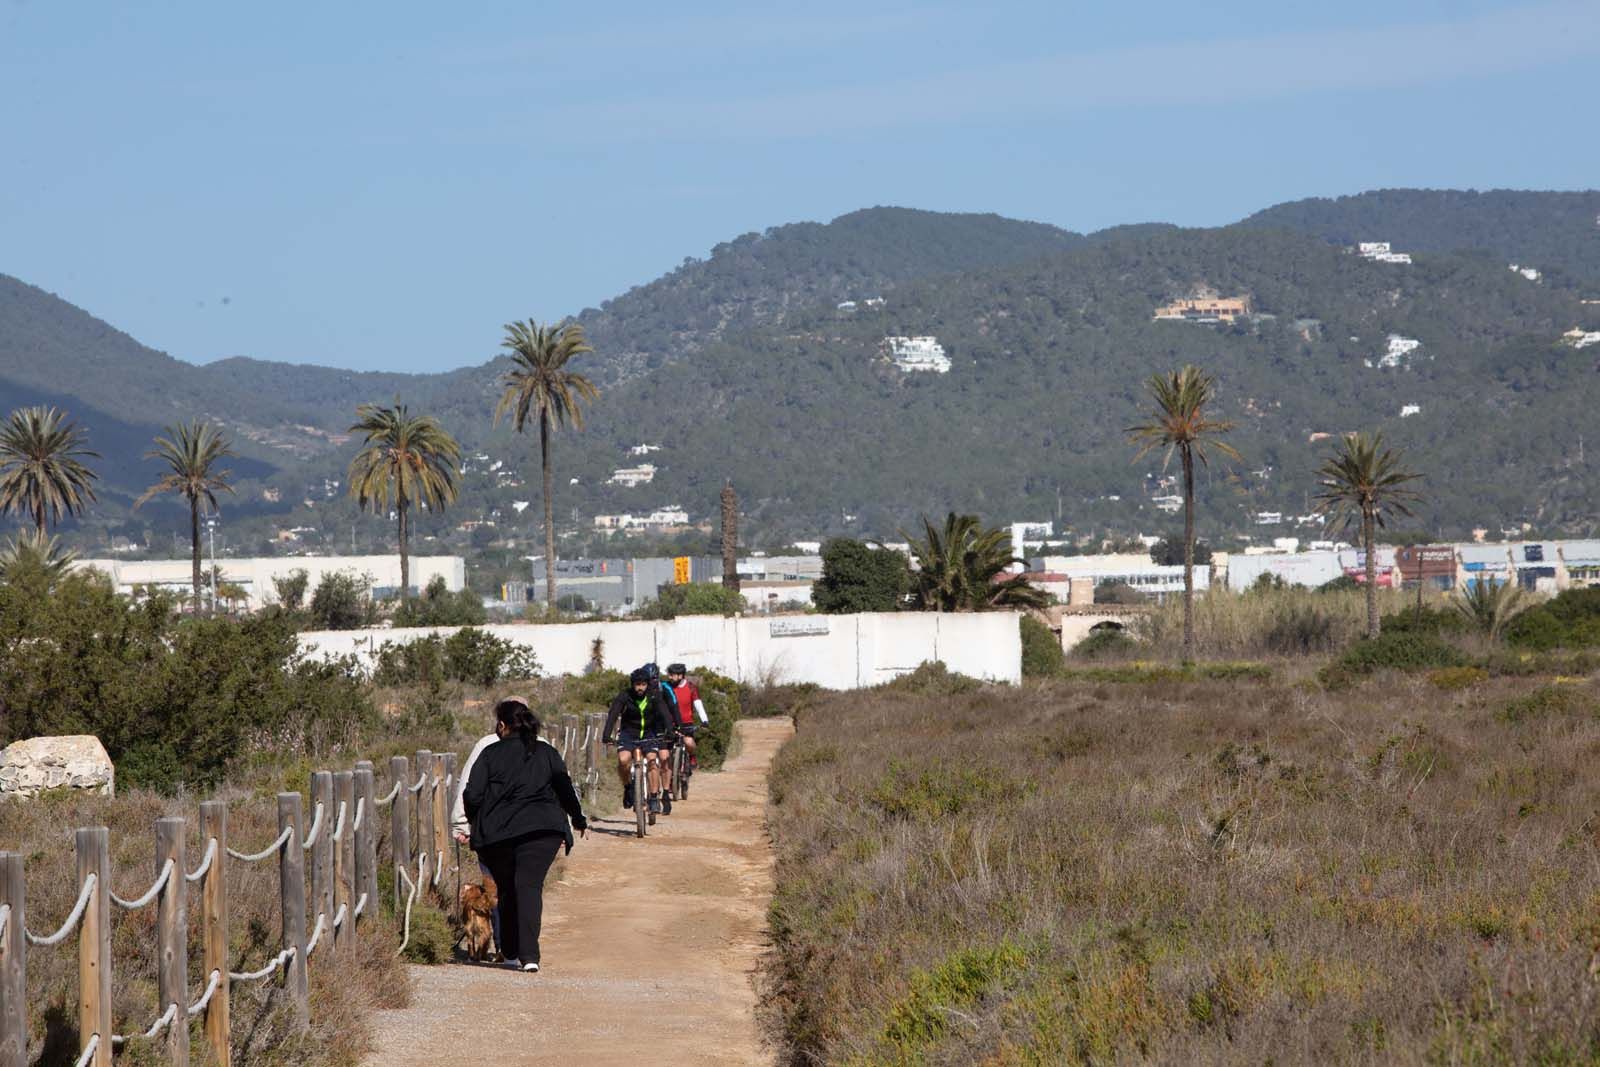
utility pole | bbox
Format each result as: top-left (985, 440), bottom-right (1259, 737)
top-left (206, 518), bottom-right (218, 613)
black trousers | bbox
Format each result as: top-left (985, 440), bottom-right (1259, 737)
top-left (478, 832), bottom-right (563, 964)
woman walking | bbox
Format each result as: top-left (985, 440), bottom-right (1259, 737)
top-left (463, 697), bottom-right (587, 972)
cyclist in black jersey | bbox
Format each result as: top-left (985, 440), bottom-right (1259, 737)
top-left (601, 667), bottom-right (677, 816)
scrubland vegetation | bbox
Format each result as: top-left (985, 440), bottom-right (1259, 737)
top-left (765, 628), bottom-right (1600, 1064)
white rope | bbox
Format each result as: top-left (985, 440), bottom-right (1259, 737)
top-left (0, 904), bottom-right (9, 933)
top-left (431, 774), bottom-right (442, 789)
top-left (375, 779), bottom-right (401, 806)
top-left (227, 825), bottom-right (293, 863)
top-left (229, 946), bottom-right (294, 982)
top-left (351, 797), bottom-right (366, 834)
top-left (185, 838), bottom-right (217, 884)
top-left (329, 800), bottom-right (349, 845)
top-left (300, 801), bottom-right (326, 850)
top-left (305, 911), bottom-right (328, 956)
top-left (330, 902), bottom-right (349, 930)
top-left (187, 969), bottom-right (222, 1017)
top-left (395, 855), bottom-right (425, 957)
top-left (25, 872), bottom-right (96, 947)
top-left (73, 1033), bottom-right (100, 1067)
top-left (110, 858), bottom-right (173, 911)
top-left (408, 772), bottom-right (428, 794)
top-left (353, 892), bottom-right (369, 919)
top-left (110, 1002), bottom-right (177, 1046)
top-left (432, 850), bottom-right (444, 887)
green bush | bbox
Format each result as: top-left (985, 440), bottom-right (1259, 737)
top-left (1323, 630), bottom-right (1468, 684)
top-left (1262, 601), bottom-right (1340, 654)
top-left (1071, 627), bottom-right (1136, 660)
top-left (813, 538), bottom-right (910, 613)
top-left (1505, 589), bottom-right (1600, 651)
top-left (373, 628), bottom-right (539, 687)
top-left (309, 569), bottom-right (376, 630)
top-left (0, 570), bottom-right (375, 791)
top-left (637, 582), bottom-right (745, 619)
top-left (564, 668), bottom-right (629, 709)
top-left (689, 668), bottom-right (742, 771)
top-left (1428, 666), bottom-right (1489, 691)
top-left (1020, 615), bottom-right (1066, 676)
top-left (391, 575), bottom-right (487, 627)
top-left (881, 661), bottom-right (984, 695)
top-left (1499, 684), bottom-right (1600, 723)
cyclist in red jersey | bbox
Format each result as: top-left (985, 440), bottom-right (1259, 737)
top-left (663, 662), bottom-right (708, 770)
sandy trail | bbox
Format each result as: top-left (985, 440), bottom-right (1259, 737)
top-left (364, 717), bottom-right (792, 1067)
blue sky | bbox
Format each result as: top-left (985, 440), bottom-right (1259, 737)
top-left (3, 1), bottom-right (1598, 373)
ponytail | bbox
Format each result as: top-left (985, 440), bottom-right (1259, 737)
top-left (494, 698), bottom-right (541, 756)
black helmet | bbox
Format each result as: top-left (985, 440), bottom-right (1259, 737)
top-left (642, 662), bottom-right (661, 680)
top-left (666, 662), bottom-right (687, 675)
top-left (629, 667), bottom-right (650, 686)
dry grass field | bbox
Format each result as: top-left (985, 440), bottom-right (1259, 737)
top-left (763, 664), bottom-right (1600, 1065)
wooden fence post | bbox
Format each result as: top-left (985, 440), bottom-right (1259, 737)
top-left (309, 771), bottom-right (333, 956)
top-left (389, 757), bottom-right (410, 910)
top-left (0, 852), bottom-right (25, 1067)
top-left (276, 794), bottom-right (309, 1031)
top-left (155, 816), bottom-right (189, 1066)
top-left (430, 754), bottom-right (448, 903)
top-left (353, 766), bottom-right (377, 928)
top-left (334, 770), bottom-right (355, 957)
top-left (413, 749), bottom-right (433, 878)
top-left (441, 753), bottom-right (458, 905)
top-left (198, 801), bottom-right (230, 1067)
top-left (76, 827), bottom-right (111, 1066)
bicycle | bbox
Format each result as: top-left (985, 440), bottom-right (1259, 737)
top-left (606, 740), bottom-right (657, 837)
top-left (669, 728), bottom-right (695, 802)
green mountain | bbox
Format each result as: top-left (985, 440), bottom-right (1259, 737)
top-left (4, 194), bottom-right (1600, 553)
top-left (1240, 189), bottom-right (1600, 287)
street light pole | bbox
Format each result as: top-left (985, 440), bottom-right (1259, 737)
top-left (206, 517), bottom-right (218, 613)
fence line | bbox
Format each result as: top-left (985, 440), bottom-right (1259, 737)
top-left (0, 710), bottom-right (606, 1066)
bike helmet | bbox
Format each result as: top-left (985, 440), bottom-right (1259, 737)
top-left (642, 662), bottom-right (661, 681)
top-left (629, 667), bottom-right (650, 686)
top-left (666, 662), bottom-right (687, 675)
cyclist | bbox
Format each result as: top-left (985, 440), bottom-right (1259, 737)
top-left (663, 662), bottom-right (709, 772)
top-left (642, 661), bottom-right (678, 724)
top-left (601, 667), bottom-right (677, 817)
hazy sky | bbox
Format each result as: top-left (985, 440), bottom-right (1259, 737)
top-left (4, 1), bottom-right (1598, 373)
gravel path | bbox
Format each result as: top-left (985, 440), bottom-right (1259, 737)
top-left (363, 717), bottom-right (792, 1067)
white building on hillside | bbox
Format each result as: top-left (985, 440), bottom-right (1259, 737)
top-left (1356, 241), bottom-right (1413, 264)
top-left (608, 464), bottom-right (657, 487)
top-left (883, 336), bottom-right (951, 373)
top-left (1368, 334), bottom-right (1422, 368)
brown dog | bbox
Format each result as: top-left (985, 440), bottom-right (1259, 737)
top-left (458, 874), bottom-right (498, 962)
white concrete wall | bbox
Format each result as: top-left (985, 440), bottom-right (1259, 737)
top-left (297, 611), bottom-right (1022, 689)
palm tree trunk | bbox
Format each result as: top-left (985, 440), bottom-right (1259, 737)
top-left (1181, 444), bottom-right (1196, 664)
top-left (33, 502), bottom-right (44, 538)
top-left (189, 496), bottom-right (202, 614)
top-left (720, 481), bottom-right (739, 591)
top-left (1364, 508), bottom-right (1379, 638)
top-left (541, 409), bottom-right (557, 615)
top-left (397, 495), bottom-right (409, 601)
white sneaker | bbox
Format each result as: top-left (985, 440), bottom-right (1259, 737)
top-left (520, 961), bottom-right (540, 973)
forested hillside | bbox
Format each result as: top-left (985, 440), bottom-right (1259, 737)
top-left (4, 191), bottom-right (1600, 549)
top-left (1241, 189), bottom-right (1600, 287)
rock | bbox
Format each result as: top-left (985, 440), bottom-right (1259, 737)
top-left (0, 735), bottom-right (114, 799)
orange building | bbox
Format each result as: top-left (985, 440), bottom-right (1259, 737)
top-left (1153, 296), bottom-right (1250, 323)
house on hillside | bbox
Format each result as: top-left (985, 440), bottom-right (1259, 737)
top-left (882, 336), bottom-right (951, 373)
top-left (1152, 296), bottom-right (1250, 323)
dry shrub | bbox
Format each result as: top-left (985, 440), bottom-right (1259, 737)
top-left (764, 668), bottom-right (1600, 1064)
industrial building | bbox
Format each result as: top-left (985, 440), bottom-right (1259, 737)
top-left (72, 555), bottom-right (466, 610)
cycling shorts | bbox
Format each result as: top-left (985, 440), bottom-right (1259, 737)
top-left (616, 734), bottom-right (665, 753)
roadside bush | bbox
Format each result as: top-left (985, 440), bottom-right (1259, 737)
top-left (637, 581), bottom-right (744, 619)
top-left (1506, 588), bottom-right (1600, 650)
top-left (1499, 683), bottom-right (1600, 723)
top-left (1020, 615), bottom-right (1066, 676)
top-left (690, 668), bottom-right (742, 771)
top-left (309, 569), bottom-right (376, 630)
top-left (391, 575), bottom-right (487, 627)
top-left (372, 628), bottom-right (539, 688)
top-left (1428, 666), bottom-right (1489, 691)
top-left (881, 661), bottom-right (984, 695)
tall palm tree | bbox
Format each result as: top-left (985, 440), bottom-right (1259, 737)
top-left (347, 404), bottom-right (460, 601)
top-left (903, 512), bottom-right (1049, 612)
top-left (1127, 366), bottom-right (1239, 662)
top-left (136, 420), bottom-right (235, 612)
top-left (494, 320), bottom-right (599, 614)
top-left (0, 406), bottom-right (100, 535)
top-left (1314, 431), bottom-right (1422, 638)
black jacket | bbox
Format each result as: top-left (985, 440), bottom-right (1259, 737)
top-left (602, 688), bottom-right (677, 742)
top-left (463, 736), bottom-right (587, 851)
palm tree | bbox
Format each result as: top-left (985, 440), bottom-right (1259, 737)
top-left (1313, 432), bottom-right (1422, 638)
top-left (136, 420), bottom-right (235, 612)
top-left (1127, 366), bottom-right (1239, 662)
top-left (0, 528), bottom-right (78, 586)
top-left (1452, 578), bottom-right (1530, 642)
top-left (494, 320), bottom-right (599, 614)
top-left (0, 406), bottom-right (100, 535)
top-left (903, 512), bottom-right (1049, 612)
top-left (347, 404), bottom-right (460, 601)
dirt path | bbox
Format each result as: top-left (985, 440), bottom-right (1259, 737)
top-left (364, 717), bottom-right (792, 1067)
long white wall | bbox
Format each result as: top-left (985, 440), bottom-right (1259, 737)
top-left (297, 611), bottom-right (1022, 689)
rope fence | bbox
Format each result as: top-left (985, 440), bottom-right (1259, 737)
top-left (0, 711), bottom-right (607, 1067)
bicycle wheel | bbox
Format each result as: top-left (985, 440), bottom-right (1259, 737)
top-left (634, 758), bottom-right (648, 838)
top-left (673, 744), bottom-right (687, 801)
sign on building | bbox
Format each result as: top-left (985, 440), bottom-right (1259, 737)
top-left (673, 556), bottom-right (691, 585)
top-left (770, 617), bottom-right (830, 638)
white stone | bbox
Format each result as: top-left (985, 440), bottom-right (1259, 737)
top-left (0, 735), bottom-right (114, 799)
